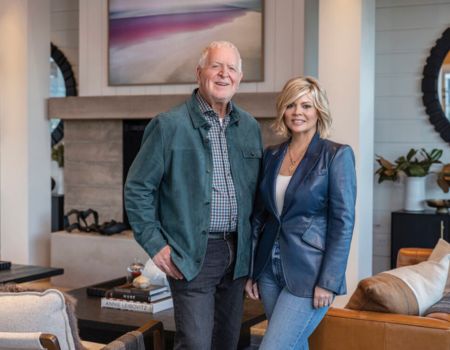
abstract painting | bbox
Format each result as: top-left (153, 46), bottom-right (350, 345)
top-left (108, 0), bottom-right (263, 85)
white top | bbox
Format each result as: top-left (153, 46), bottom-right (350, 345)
top-left (275, 175), bottom-right (292, 215)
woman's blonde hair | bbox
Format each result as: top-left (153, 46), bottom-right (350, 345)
top-left (273, 76), bottom-right (332, 138)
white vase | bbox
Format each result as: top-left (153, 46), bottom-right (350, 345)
top-left (403, 176), bottom-right (426, 212)
top-left (51, 160), bottom-right (64, 195)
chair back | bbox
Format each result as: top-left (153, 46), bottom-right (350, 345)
top-left (0, 289), bottom-right (79, 350)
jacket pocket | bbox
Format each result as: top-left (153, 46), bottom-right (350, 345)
top-left (242, 148), bottom-right (262, 159)
top-left (301, 224), bottom-right (326, 252)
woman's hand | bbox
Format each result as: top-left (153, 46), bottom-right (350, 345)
top-left (313, 286), bottom-right (333, 308)
top-left (245, 279), bottom-right (259, 300)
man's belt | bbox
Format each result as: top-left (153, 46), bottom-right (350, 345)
top-left (208, 231), bottom-right (237, 240)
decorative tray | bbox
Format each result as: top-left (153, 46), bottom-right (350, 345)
top-left (86, 276), bottom-right (127, 297)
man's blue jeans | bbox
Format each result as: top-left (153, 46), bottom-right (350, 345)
top-left (168, 236), bottom-right (246, 350)
top-left (257, 241), bottom-right (329, 350)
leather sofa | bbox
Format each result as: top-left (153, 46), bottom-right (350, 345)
top-left (309, 248), bottom-right (450, 350)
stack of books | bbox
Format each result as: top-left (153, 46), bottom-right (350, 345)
top-left (100, 282), bottom-right (172, 313)
top-left (0, 261), bottom-right (11, 270)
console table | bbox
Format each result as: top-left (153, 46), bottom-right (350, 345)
top-left (391, 211), bottom-right (450, 268)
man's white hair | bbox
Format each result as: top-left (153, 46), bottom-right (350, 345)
top-left (197, 41), bottom-right (242, 72)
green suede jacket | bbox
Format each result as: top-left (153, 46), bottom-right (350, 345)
top-left (124, 92), bottom-right (263, 281)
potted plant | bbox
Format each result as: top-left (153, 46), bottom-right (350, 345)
top-left (375, 148), bottom-right (443, 211)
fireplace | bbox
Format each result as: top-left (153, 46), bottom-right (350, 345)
top-left (123, 119), bottom-right (151, 226)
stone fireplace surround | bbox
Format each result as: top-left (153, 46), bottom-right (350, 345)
top-left (48, 93), bottom-right (283, 224)
top-left (48, 93), bottom-right (284, 287)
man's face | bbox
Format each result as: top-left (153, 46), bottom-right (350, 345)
top-left (196, 47), bottom-right (243, 109)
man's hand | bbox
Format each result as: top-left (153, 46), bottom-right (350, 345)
top-left (245, 279), bottom-right (259, 300)
top-left (152, 245), bottom-right (183, 280)
top-left (313, 286), bottom-right (333, 309)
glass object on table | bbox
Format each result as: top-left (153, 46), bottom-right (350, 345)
top-left (127, 259), bottom-right (144, 283)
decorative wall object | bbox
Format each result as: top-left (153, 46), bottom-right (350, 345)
top-left (108, 0), bottom-right (264, 85)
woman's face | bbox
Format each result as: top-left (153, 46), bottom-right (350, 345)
top-left (283, 93), bottom-right (319, 137)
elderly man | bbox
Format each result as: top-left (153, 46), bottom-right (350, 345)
top-left (124, 41), bottom-right (263, 350)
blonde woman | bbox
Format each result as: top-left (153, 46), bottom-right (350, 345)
top-left (245, 76), bottom-right (356, 349)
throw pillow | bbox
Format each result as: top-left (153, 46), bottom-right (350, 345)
top-left (346, 273), bottom-right (419, 314)
top-left (346, 253), bottom-right (449, 315)
top-left (385, 254), bottom-right (449, 315)
top-left (0, 284), bottom-right (84, 350)
top-left (428, 239), bottom-right (450, 294)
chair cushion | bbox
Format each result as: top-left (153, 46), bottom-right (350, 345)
top-left (347, 242), bottom-right (449, 315)
top-left (0, 331), bottom-right (44, 350)
top-left (0, 285), bottom-right (84, 350)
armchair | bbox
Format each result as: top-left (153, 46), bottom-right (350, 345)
top-left (309, 248), bottom-right (450, 350)
top-left (0, 287), bottom-right (164, 350)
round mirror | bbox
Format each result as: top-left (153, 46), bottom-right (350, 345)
top-left (422, 27), bottom-right (450, 142)
top-left (440, 51), bottom-right (450, 119)
top-left (50, 43), bottom-right (78, 146)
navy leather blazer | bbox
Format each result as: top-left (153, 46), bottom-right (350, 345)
top-left (251, 133), bottom-right (356, 297)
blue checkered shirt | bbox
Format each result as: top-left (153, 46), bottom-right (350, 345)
top-left (196, 91), bottom-right (238, 232)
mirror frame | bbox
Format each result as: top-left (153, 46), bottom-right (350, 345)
top-left (422, 27), bottom-right (450, 142)
top-left (50, 43), bottom-right (78, 146)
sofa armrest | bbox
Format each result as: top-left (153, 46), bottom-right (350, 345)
top-left (309, 307), bottom-right (450, 350)
top-left (326, 307), bottom-right (449, 330)
top-left (397, 247), bottom-right (433, 267)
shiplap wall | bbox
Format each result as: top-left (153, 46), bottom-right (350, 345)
top-left (373, 0), bottom-right (450, 273)
top-left (78, 0), bottom-right (305, 96)
top-left (50, 0), bottom-right (79, 82)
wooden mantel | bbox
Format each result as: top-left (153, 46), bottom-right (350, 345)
top-left (48, 92), bottom-right (278, 120)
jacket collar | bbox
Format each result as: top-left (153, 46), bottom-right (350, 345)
top-left (186, 89), bottom-right (240, 128)
top-left (267, 133), bottom-right (324, 217)
top-left (186, 90), bottom-right (209, 129)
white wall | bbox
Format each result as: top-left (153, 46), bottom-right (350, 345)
top-left (51, 0), bottom-right (79, 82)
top-left (0, 0), bottom-right (51, 264)
top-left (79, 0), bottom-right (305, 96)
top-left (373, 0), bottom-right (450, 273)
top-left (318, 0), bottom-right (375, 305)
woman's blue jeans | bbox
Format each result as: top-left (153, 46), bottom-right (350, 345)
top-left (258, 241), bottom-right (329, 350)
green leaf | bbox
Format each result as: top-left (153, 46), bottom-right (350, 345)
top-left (406, 149), bottom-right (417, 161)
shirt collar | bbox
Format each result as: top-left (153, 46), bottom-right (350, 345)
top-left (195, 89), bottom-right (233, 118)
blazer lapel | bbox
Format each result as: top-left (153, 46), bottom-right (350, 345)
top-left (282, 133), bottom-right (324, 214)
top-left (265, 141), bottom-right (288, 218)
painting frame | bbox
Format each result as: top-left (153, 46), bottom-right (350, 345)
top-left (107, 0), bottom-right (264, 86)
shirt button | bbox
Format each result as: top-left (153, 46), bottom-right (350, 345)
top-left (201, 230), bottom-right (207, 235)
top-left (206, 169), bottom-right (211, 174)
top-left (196, 258), bottom-right (201, 263)
top-left (250, 152), bottom-right (255, 157)
top-left (205, 201), bottom-right (210, 205)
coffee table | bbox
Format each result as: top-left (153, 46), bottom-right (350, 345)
top-left (69, 282), bottom-right (266, 349)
